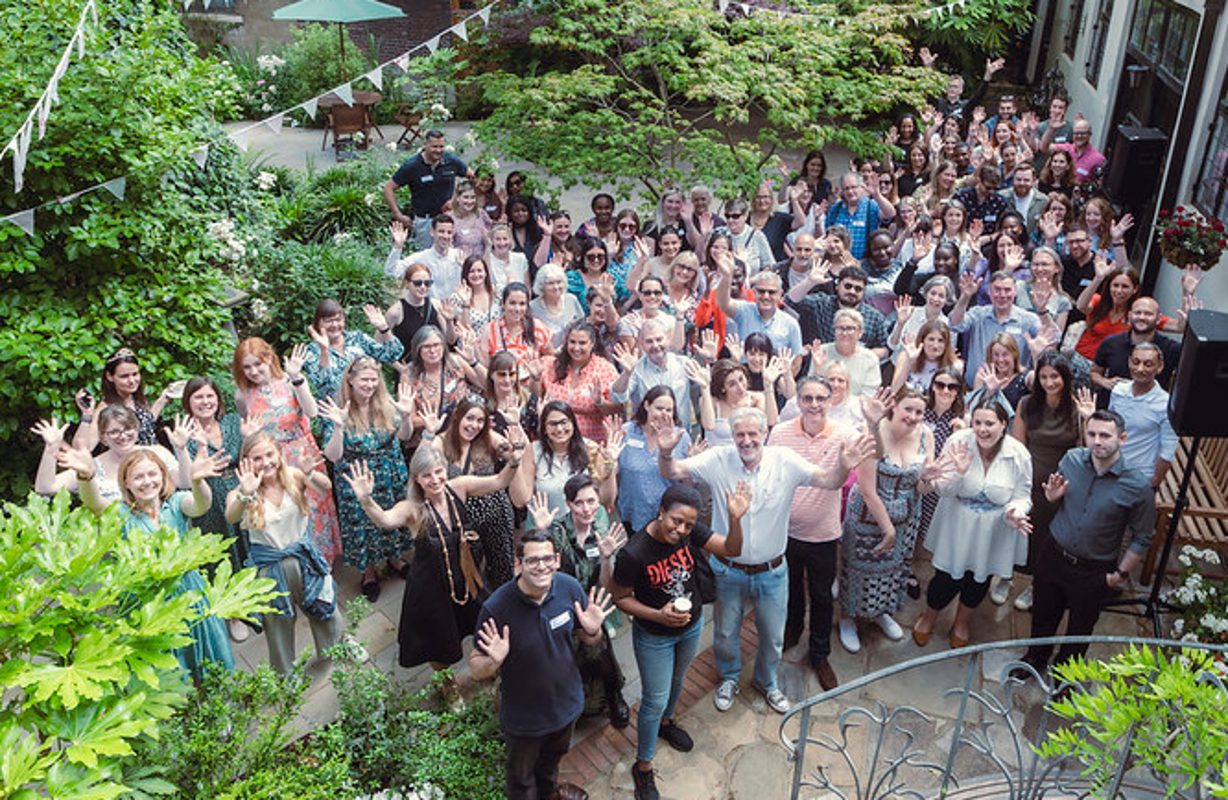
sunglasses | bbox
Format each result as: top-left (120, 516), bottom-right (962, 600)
top-left (725, 211), bottom-right (745, 219)
top-left (640, 289), bottom-right (664, 297)
top-left (410, 279), bottom-right (434, 287)
top-left (585, 252), bottom-right (607, 262)
top-left (618, 223), bottom-right (638, 231)
top-left (933, 381), bottom-right (960, 391)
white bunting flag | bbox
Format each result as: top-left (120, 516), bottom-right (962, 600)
top-left (363, 66), bottom-right (383, 90)
top-left (394, 54), bottom-right (409, 72)
top-left (451, 20), bottom-right (468, 41)
top-left (478, 5), bottom-right (491, 23)
top-left (335, 82), bottom-right (354, 107)
top-left (228, 127), bottom-right (250, 152)
top-left (12, 121), bottom-right (31, 192)
top-left (192, 145), bottom-right (210, 168)
top-left (57, 189), bottom-right (86, 204)
top-left (102, 176), bottom-right (126, 200)
top-left (303, 97), bottom-right (318, 120)
top-left (264, 114), bottom-right (284, 134)
top-left (425, 34), bottom-right (440, 53)
top-left (718, 0), bottom-right (729, 11)
top-left (5, 209), bottom-right (35, 236)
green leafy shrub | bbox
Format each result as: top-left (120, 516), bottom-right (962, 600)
top-left (279, 24), bottom-right (370, 110)
top-left (0, 492), bottom-right (279, 799)
top-left (238, 239), bottom-right (396, 350)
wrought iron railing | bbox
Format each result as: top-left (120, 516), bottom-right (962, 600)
top-left (779, 636), bottom-right (1228, 800)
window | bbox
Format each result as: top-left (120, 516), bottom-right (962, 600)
top-left (1127, 0), bottom-right (1199, 86)
top-left (1065, 0), bottom-right (1088, 57)
top-left (1084, 0), bottom-right (1116, 86)
top-left (1195, 93), bottom-right (1228, 220)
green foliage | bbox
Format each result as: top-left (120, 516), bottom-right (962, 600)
top-left (124, 661), bottom-right (325, 799)
top-left (472, 0), bottom-right (951, 200)
top-left (0, 0), bottom-right (254, 499)
top-left (915, 0), bottom-right (1034, 77)
top-left (238, 239), bottom-right (396, 351)
top-left (213, 734), bottom-right (355, 800)
top-left (279, 24), bottom-right (371, 110)
top-left (1039, 645), bottom-right (1228, 798)
top-left (0, 492), bottom-right (279, 799)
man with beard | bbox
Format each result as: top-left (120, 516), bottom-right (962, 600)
top-left (785, 264), bottom-right (891, 360)
top-left (1091, 297), bottom-right (1182, 402)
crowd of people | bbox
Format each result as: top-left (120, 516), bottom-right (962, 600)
top-left (32, 56), bottom-right (1209, 800)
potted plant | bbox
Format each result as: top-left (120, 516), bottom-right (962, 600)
top-left (1157, 206), bottom-right (1227, 270)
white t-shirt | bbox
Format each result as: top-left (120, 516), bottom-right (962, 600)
top-left (686, 445), bottom-right (816, 562)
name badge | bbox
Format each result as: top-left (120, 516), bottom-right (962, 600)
top-left (628, 439), bottom-right (645, 449)
top-left (549, 611), bottom-right (571, 630)
top-left (420, 174), bottom-right (434, 183)
top-left (584, 545), bottom-right (601, 560)
top-left (852, 219), bottom-right (866, 227)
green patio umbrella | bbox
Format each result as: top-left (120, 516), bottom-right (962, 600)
top-left (272, 0), bottom-right (405, 83)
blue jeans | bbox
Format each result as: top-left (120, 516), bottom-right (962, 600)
top-left (631, 615), bottom-right (703, 763)
top-left (710, 552), bottom-right (788, 692)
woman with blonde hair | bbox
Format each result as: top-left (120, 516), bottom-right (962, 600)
top-left (348, 435), bottom-right (528, 671)
top-left (233, 336), bottom-right (341, 562)
top-left (448, 179), bottom-right (492, 260)
top-left (226, 432), bottom-right (353, 674)
top-left (320, 357), bottom-right (418, 601)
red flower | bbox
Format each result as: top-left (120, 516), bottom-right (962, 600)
top-left (1177, 206), bottom-right (1186, 213)
top-left (1160, 209), bottom-right (1171, 217)
top-left (1215, 219), bottom-right (1225, 232)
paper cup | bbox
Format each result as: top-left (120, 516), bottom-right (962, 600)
top-left (672, 597), bottom-right (692, 614)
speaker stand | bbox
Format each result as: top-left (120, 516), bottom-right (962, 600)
top-left (1102, 436), bottom-right (1198, 636)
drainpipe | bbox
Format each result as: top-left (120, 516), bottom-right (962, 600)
top-left (1142, 0), bottom-right (1226, 295)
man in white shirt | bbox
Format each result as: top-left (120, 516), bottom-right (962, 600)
top-left (384, 214), bottom-right (463, 301)
top-left (657, 408), bottom-right (871, 714)
top-left (1109, 341), bottom-right (1178, 487)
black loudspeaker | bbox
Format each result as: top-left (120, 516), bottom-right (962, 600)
top-left (1106, 125), bottom-right (1168, 210)
top-left (1168, 309), bottom-right (1228, 436)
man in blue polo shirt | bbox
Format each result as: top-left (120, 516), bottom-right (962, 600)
top-left (823, 172), bottom-right (896, 259)
top-left (382, 129), bottom-right (472, 248)
top-left (471, 531), bottom-right (614, 800)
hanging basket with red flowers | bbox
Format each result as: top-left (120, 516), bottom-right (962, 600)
top-left (1157, 206), bottom-right (1227, 270)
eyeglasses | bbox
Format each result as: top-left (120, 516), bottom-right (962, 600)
top-left (834, 325), bottom-right (860, 333)
top-left (933, 381), bottom-right (960, 391)
top-left (618, 223), bottom-right (638, 231)
top-left (725, 212), bottom-right (745, 219)
top-left (799, 394), bottom-right (831, 404)
top-left (585, 252), bottom-right (607, 262)
top-left (675, 264), bottom-right (697, 274)
top-left (105, 427), bottom-right (138, 440)
top-left (545, 418), bottom-right (573, 429)
top-left (521, 554), bottom-right (557, 568)
top-left (410, 279), bottom-right (433, 287)
top-left (754, 287), bottom-right (780, 296)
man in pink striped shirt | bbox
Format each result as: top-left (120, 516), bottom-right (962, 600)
top-left (766, 375), bottom-right (859, 691)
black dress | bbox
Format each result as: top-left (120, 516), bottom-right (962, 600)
top-left (398, 487), bottom-right (484, 668)
top-left (448, 453), bottom-right (516, 587)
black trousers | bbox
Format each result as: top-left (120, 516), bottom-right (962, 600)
top-left (926, 569), bottom-right (991, 610)
top-left (785, 538), bottom-right (838, 666)
top-left (505, 718), bottom-right (576, 800)
top-left (1023, 538), bottom-right (1114, 670)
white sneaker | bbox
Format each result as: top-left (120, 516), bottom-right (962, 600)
top-left (760, 686), bottom-right (791, 714)
top-left (1014, 583), bottom-right (1034, 611)
top-left (989, 576), bottom-right (1011, 606)
top-left (714, 679), bottom-right (739, 712)
top-left (875, 613), bottom-right (904, 641)
top-left (832, 578), bottom-right (839, 600)
top-left (838, 618), bottom-right (861, 653)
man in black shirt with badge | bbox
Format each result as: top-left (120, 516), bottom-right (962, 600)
top-left (383, 129), bottom-right (472, 248)
top-left (471, 531), bottom-right (614, 800)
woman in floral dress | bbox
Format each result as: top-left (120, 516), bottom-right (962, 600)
top-left (233, 337), bottom-right (342, 563)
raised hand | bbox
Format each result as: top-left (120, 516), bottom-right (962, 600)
top-left (420, 405), bottom-right (444, 437)
top-left (1005, 507), bottom-right (1032, 535)
top-left (362, 304), bottom-right (388, 331)
top-left (959, 271), bottom-right (981, 299)
top-left (971, 106), bottom-right (986, 126)
top-left (393, 379), bottom-right (417, 416)
top-left (575, 586), bottom-right (615, 636)
top-left (167, 414), bottom-right (199, 450)
top-left (919, 47), bottom-right (937, 68)
top-left (976, 362), bottom-right (1002, 394)
top-left (31, 418), bottom-right (68, 447)
top-left (684, 358), bottom-right (711, 390)
top-left (632, 236), bottom-right (652, 263)
top-left (840, 434), bottom-right (877, 471)
top-left (598, 522), bottom-right (628, 559)
top-left (476, 617), bottom-right (510, 665)
top-left (604, 427), bottom-right (627, 463)
top-left (1092, 253), bottom-right (1113, 278)
top-left (527, 490), bottom-right (559, 531)
top-left (695, 328), bottom-right (720, 362)
top-left (900, 333), bottom-right (922, 365)
top-left (56, 445), bottom-right (95, 477)
top-left (860, 387), bottom-right (895, 429)
top-left (806, 338), bottom-right (827, 372)
top-left (763, 355), bottom-right (788, 384)
top-left (724, 332), bottom-right (744, 363)
top-left (685, 438), bottom-right (708, 458)
top-left (726, 479), bottom-right (753, 521)
top-left (319, 397), bottom-right (349, 427)
top-left (894, 295), bottom-right (915, 324)
top-left (240, 413), bottom-right (262, 439)
top-left (1074, 386), bottom-right (1096, 419)
top-left (1022, 330), bottom-right (1051, 363)
top-left (1181, 266), bottom-right (1205, 297)
top-left (235, 458), bottom-right (262, 495)
top-left (1110, 212), bottom-right (1135, 242)
top-left (283, 343), bottom-right (309, 379)
top-left (912, 228), bottom-right (934, 261)
top-left (611, 341), bottom-right (640, 372)
top-left (1038, 210), bottom-right (1061, 242)
top-left (75, 388), bottom-right (96, 417)
top-left (1003, 242), bottom-right (1026, 272)
top-left (191, 448), bottom-right (229, 482)
top-left (345, 460), bottom-right (376, 502)
top-left (390, 220), bottom-right (410, 248)
top-left (984, 57), bottom-right (1005, 79)
top-left (948, 438), bottom-right (974, 475)
top-left (1043, 471), bottom-right (1068, 502)
top-left (656, 423), bottom-right (684, 453)
top-left (307, 322), bottom-right (329, 349)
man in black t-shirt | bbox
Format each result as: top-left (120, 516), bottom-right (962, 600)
top-left (471, 531), bottom-right (613, 800)
top-left (382, 129), bottom-right (472, 248)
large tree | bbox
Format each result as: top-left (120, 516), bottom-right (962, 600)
top-left (472, 0), bottom-right (955, 199)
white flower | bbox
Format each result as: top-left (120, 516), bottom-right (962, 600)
top-left (444, 144), bottom-right (455, 152)
top-left (333, 232), bottom-right (354, 244)
top-left (268, 84), bottom-right (277, 94)
top-left (257, 54), bottom-right (286, 73)
top-left (1173, 618), bottom-right (1185, 634)
top-left (255, 171), bottom-right (278, 190)
top-left (1179, 553), bottom-right (1192, 567)
top-left (462, 130), bottom-right (477, 146)
top-left (260, 103), bottom-right (272, 112)
top-left (385, 141), bottom-right (398, 151)
top-left (364, 193), bottom-right (378, 206)
top-left (355, 131), bottom-right (366, 143)
top-left (250, 298), bottom-right (269, 321)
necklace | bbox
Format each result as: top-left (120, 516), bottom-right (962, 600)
top-left (427, 491), bottom-right (470, 605)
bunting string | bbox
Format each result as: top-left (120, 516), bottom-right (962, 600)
top-left (1, 0), bottom-right (99, 193)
